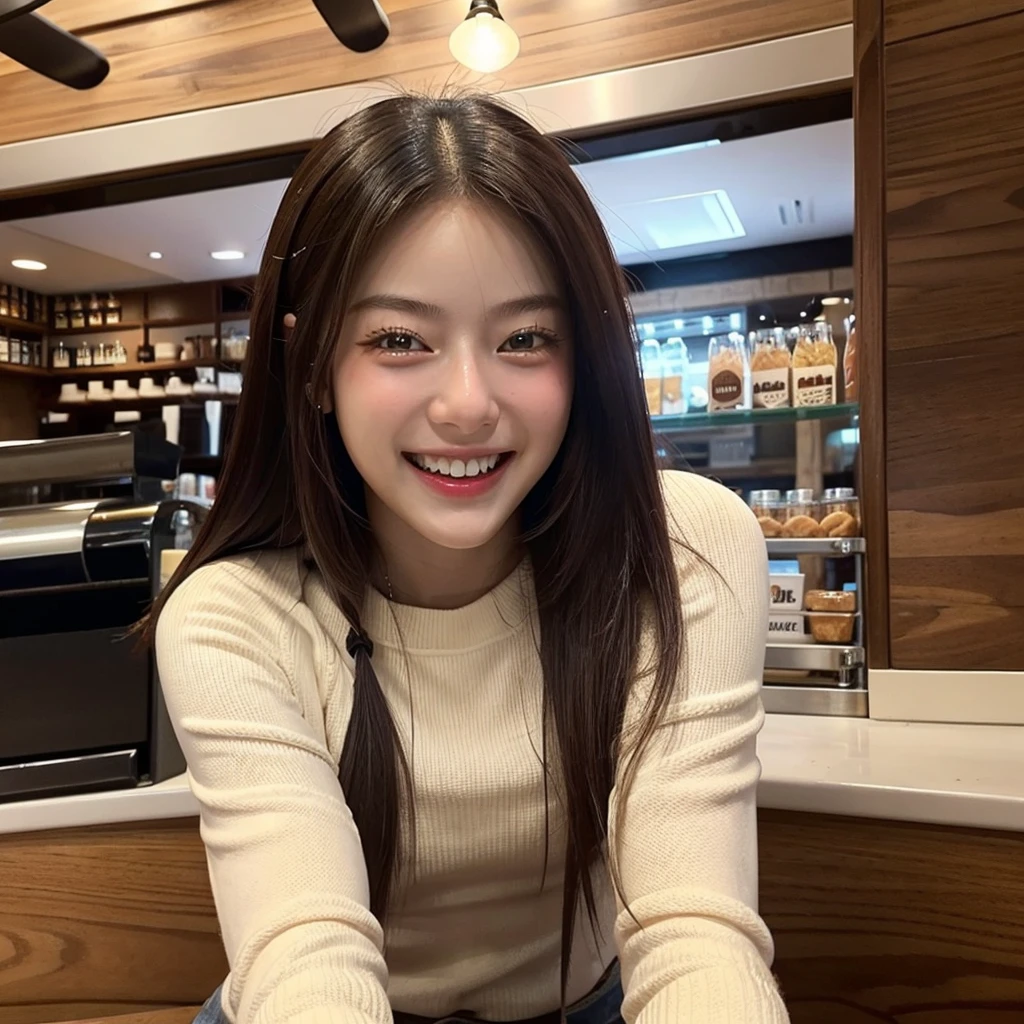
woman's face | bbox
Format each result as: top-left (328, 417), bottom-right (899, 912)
top-left (330, 199), bottom-right (573, 555)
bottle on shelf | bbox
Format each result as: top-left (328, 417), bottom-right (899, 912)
top-left (53, 296), bottom-right (68, 330)
top-left (0, 283), bottom-right (8, 318)
top-left (9, 336), bottom-right (21, 364)
top-left (94, 341), bottom-right (109, 366)
top-left (640, 337), bottom-right (663, 416)
top-left (33, 293), bottom-right (44, 325)
top-left (136, 336), bottom-right (155, 363)
top-left (78, 341), bottom-right (93, 368)
top-left (843, 312), bottom-right (857, 402)
top-left (50, 338), bottom-right (74, 370)
top-left (87, 294), bottom-right (104, 328)
top-left (0, 330), bottom-right (8, 363)
top-left (660, 336), bottom-right (689, 415)
top-left (104, 293), bottom-right (121, 325)
top-left (69, 296), bottom-right (86, 330)
top-left (112, 339), bottom-right (128, 365)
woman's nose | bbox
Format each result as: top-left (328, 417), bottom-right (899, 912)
top-left (428, 352), bottom-right (499, 435)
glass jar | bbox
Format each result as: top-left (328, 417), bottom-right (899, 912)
top-left (640, 338), bottom-right (663, 416)
top-left (820, 487), bottom-right (860, 537)
top-left (749, 489), bottom-right (784, 537)
top-left (660, 336), bottom-right (688, 415)
top-left (792, 322), bottom-right (838, 406)
top-left (708, 331), bottom-right (749, 412)
top-left (780, 487), bottom-right (824, 538)
top-left (749, 489), bottom-right (782, 519)
top-left (748, 328), bottom-right (792, 409)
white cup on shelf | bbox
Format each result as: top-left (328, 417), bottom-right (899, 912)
top-left (87, 380), bottom-right (111, 401)
top-left (59, 383), bottom-right (86, 403)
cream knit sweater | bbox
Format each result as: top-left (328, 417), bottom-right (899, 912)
top-left (156, 470), bottom-right (788, 1024)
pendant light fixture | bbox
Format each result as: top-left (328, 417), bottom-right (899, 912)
top-left (449, 0), bottom-right (520, 74)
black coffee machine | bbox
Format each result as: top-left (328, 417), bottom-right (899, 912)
top-left (0, 432), bottom-right (207, 803)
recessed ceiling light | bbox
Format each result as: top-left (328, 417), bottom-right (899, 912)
top-left (800, 311), bottom-right (807, 318)
top-left (149, 251), bottom-right (163, 259)
top-left (12, 258), bottom-right (46, 271)
top-left (822, 296), bottom-right (842, 306)
top-left (211, 249), bottom-right (245, 261)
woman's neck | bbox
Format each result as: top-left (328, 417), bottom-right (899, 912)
top-left (365, 493), bottom-right (522, 609)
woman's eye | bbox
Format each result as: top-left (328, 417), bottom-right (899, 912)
top-left (376, 332), bottom-right (426, 352)
top-left (500, 331), bottom-right (546, 353)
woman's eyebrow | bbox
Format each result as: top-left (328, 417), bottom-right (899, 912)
top-left (347, 293), bottom-right (563, 319)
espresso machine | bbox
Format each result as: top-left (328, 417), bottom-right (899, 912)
top-left (0, 432), bottom-right (207, 803)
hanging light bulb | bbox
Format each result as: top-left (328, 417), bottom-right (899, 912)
top-left (449, 0), bottom-right (520, 73)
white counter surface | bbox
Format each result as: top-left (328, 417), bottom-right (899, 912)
top-left (2, 714), bottom-right (1023, 837)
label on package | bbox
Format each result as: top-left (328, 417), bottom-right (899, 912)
top-left (709, 370), bottom-right (744, 411)
top-left (792, 364), bottom-right (837, 407)
top-left (768, 614), bottom-right (808, 637)
top-left (752, 367), bottom-right (790, 409)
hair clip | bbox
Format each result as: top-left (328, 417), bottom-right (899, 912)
top-left (270, 246), bottom-right (308, 261)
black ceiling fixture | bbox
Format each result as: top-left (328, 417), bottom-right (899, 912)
top-left (312, 0), bottom-right (390, 52)
top-left (0, 0), bottom-right (110, 90)
top-left (0, 0), bottom-right (389, 91)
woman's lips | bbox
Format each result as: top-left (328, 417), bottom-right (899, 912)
top-left (403, 452), bottom-right (513, 498)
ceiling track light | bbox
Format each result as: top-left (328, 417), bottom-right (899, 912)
top-left (449, 0), bottom-right (520, 74)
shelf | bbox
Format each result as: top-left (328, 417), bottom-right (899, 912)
top-left (0, 314), bottom-right (46, 335)
top-left (761, 685), bottom-right (867, 717)
top-left (693, 459), bottom-right (797, 481)
top-left (50, 322), bottom-right (144, 335)
top-left (0, 361), bottom-right (48, 378)
top-left (147, 318), bottom-right (217, 329)
top-left (764, 642), bottom-right (864, 672)
top-left (50, 394), bottom-right (240, 411)
top-left (48, 358), bottom-right (243, 378)
top-left (652, 402), bottom-right (858, 433)
top-left (765, 537), bottom-right (865, 557)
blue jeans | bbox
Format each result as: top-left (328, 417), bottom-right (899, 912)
top-left (194, 962), bottom-right (624, 1024)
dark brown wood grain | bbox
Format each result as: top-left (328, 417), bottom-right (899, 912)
top-left (4, 810), bottom-right (1024, 1023)
top-left (0, 818), bottom-right (225, 1024)
top-left (854, 0), bottom-right (889, 669)
top-left (884, 10), bottom-right (1024, 669)
top-left (0, 0), bottom-right (853, 146)
top-left (0, 374), bottom-right (41, 442)
top-left (885, 0), bottom-right (1024, 44)
top-left (760, 809), bottom-right (1024, 1023)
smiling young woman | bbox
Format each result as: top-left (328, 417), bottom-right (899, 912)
top-left (146, 95), bottom-right (789, 1024)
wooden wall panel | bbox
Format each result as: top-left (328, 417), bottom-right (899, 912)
top-left (0, 818), bottom-right (224, 1024)
top-left (0, 0), bottom-right (853, 146)
top-left (761, 809), bottom-right (1024, 1023)
top-left (853, 0), bottom-right (889, 668)
top-left (886, 0), bottom-right (1024, 44)
top-left (0, 374), bottom-right (41, 442)
top-left (884, 10), bottom-right (1024, 669)
top-left (3, 811), bottom-right (1024, 1024)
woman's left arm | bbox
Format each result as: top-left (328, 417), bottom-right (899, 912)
top-left (610, 471), bottom-right (789, 1024)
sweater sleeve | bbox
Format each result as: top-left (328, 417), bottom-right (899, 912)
top-left (610, 472), bottom-right (789, 1024)
top-left (155, 560), bottom-right (392, 1024)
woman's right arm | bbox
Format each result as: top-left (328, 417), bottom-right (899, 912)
top-left (155, 562), bottom-right (391, 1024)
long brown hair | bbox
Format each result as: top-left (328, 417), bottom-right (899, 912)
top-left (146, 94), bottom-right (682, 996)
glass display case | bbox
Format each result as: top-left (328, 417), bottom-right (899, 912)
top-left (636, 307), bottom-right (865, 717)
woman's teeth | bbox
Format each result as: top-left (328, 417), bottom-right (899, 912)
top-left (410, 453), bottom-right (502, 478)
